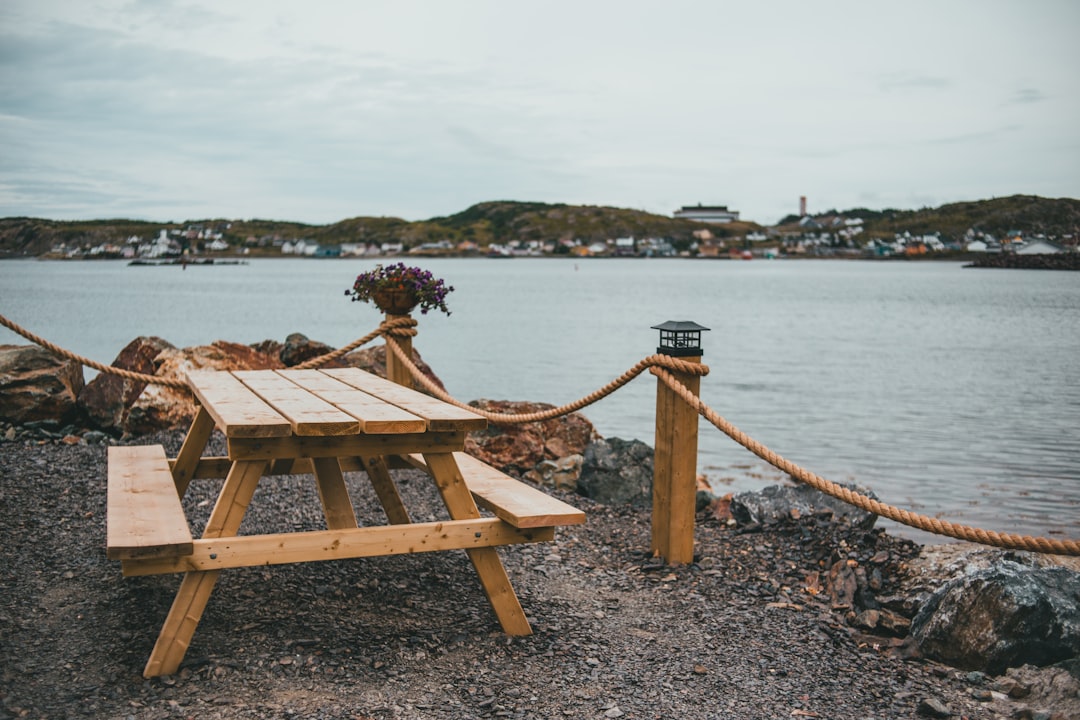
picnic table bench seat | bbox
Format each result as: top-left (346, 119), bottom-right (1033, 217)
top-left (105, 367), bottom-right (588, 678)
top-left (106, 445), bottom-right (193, 560)
top-left (405, 451), bottom-right (586, 529)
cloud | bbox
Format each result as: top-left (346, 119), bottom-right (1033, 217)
top-left (926, 125), bottom-right (1022, 146)
top-left (1005, 88), bottom-right (1047, 105)
top-left (1, 1), bottom-right (1078, 226)
top-left (877, 73), bottom-right (952, 92)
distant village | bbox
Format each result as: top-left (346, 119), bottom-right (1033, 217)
top-left (46, 202), bottom-right (1076, 262)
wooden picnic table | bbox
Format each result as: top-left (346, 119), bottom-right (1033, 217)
top-left (107, 368), bottom-right (585, 678)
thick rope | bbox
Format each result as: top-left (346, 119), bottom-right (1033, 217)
top-left (390, 336), bottom-right (1079, 555)
top-left (6, 310), bottom-right (1075, 554)
top-left (0, 312), bottom-right (415, 388)
top-left (650, 366), bottom-right (1080, 557)
top-left (291, 317), bottom-right (417, 369)
top-left (384, 336), bottom-right (708, 424)
top-left (0, 312), bottom-right (190, 389)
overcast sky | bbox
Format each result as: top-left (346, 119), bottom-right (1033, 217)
top-left (2, 1), bottom-right (1078, 226)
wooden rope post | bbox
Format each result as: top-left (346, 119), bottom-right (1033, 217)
top-left (384, 312), bottom-right (414, 388)
top-left (650, 321), bottom-right (709, 564)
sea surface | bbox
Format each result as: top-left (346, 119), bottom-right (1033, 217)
top-left (2, 256), bottom-right (1078, 545)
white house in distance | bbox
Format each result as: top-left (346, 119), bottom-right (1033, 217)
top-left (1016, 240), bottom-right (1062, 255)
top-left (673, 204), bottom-right (740, 224)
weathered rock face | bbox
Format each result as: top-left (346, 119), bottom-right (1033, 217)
top-left (279, 333), bottom-right (343, 368)
top-left (464, 400), bottom-right (599, 476)
top-left (910, 560), bottom-right (1080, 674)
top-left (994, 660), bottom-right (1080, 720)
top-left (75, 336), bottom-right (452, 435)
top-left (79, 338), bottom-right (284, 435)
top-left (577, 438), bottom-right (654, 506)
top-left (0, 345), bottom-right (85, 424)
top-left (124, 340), bottom-right (284, 435)
top-left (523, 454), bottom-right (584, 492)
top-left (729, 483), bottom-right (879, 531)
top-left (895, 542), bottom-right (1080, 618)
top-left (78, 336), bottom-right (176, 431)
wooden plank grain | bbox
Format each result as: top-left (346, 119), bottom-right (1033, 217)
top-left (233, 370), bottom-right (359, 436)
top-left (452, 452), bottom-right (586, 528)
top-left (277, 369), bottom-right (427, 434)
top-left (122, 519), bottom-right (554, 575)
top-left (409, 452), bottom-right (586, 529)
top-left (186, 370), bottom-right (291, 438)
top-left (107, 445), bottom-right (193, 560)
top-left (323, 368), bottom-right (487, 431)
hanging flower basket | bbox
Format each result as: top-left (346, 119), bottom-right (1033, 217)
top-left (346, 263), bottom-right (454, 316)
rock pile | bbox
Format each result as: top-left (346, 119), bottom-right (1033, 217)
top-left (0, 334), bottom-right (446, 438)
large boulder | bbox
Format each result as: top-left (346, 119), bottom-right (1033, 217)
top-left (78, 336), bottom-right (453, 436)
top-left (0, 345), bottom-right (85, 424)
top-left (729, 483), bottom-right (879, 530)
top-left (124, 340), bottom-right (284, 435)
top-left (78, 336), bottom-right (176, 431)
top-left (279, 332), bottom-right (343, 368)
top-left (577, 437), bottom-right (654, 506)
top-left (80, 338), bottom-right (283, 435)
top-left (464, 400), bottom-right (599, 476)
top-left (910, 560), bottom-right (1080, 674)
top-left (893, 542), bottom-right (1080, 617)
top-left (524, 454), bottom-right (584, 492)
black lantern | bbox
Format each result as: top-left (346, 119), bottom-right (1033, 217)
top-left (651, 320), bottom-right (710, 357)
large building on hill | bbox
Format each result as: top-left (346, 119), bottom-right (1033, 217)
top-left (673, 204), bottom-right (740, 223)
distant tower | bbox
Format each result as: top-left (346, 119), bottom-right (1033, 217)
top-left (799, 196), bottom-right (807, 217)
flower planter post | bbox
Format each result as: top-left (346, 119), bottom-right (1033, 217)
top-left (346, 264), bottom-right (454, 391)
top-left (651, 321), bottom-right (709, 565)
top-left (384, 309), bottom-right (414, 389)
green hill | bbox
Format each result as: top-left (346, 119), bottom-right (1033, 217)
top-left (779, 195), bottom-right (1080, 241)
top-left (1, 195), bottom-right (1076, 257)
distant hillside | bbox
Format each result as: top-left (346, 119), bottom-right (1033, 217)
top-left (778, 195), bottom-right (1080, 240)
top-left (1, 195), bottom-right (1076, 257)
top-left (0, 201), bottom-right (758, 257)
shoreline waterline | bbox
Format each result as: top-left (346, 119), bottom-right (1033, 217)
top-left (1, 257), bottom-right (1077, 544)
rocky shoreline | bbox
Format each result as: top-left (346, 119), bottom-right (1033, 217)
top-left (2, 337), bottom-right (1079, 718)
top-left (2, 428), bottom-right (1078, 720)
top-left (964, 253), bottom-right (1080, 270)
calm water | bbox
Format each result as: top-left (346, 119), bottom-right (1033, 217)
top-left (2, 257), bottom-right (1078, 544)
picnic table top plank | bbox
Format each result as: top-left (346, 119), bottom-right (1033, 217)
top-left (323, 367), bottom-right (487, 432)
top-left (232, 370), bottom-right (359, 436)
top-left (186, 370), bottom-right (292, 438)
top-left (277, 369), bottom-right (428, 434)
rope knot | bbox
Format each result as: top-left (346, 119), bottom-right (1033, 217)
top-left (380, 317), bottom-right (419, 338)
top-left (645, 353), bottom-right (710, 376)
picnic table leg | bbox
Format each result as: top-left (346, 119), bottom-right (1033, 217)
top-left (361, 456), bottom-right (412, 525)
top-left (312, 457), bottom-right (358, 529)
top-left (144, 459), bottom-right (265, 677)
top-left (423, 452), bottom-right (531, 636)
top-left (171, 406), bottom-right (215, 498)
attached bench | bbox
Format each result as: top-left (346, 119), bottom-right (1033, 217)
top-left (106, 445), bottom-right (194, 560)
top-left (406, 451), bottom-right (586, 529)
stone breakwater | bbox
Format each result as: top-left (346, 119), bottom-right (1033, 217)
top-left (965, 253), bottom-right (1080, 270)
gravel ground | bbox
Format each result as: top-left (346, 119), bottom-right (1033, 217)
top-left (0, 430), bottom-right (1033, 719)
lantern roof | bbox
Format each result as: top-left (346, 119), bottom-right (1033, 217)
top-left (650, 320), bottom-right (711, 333)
